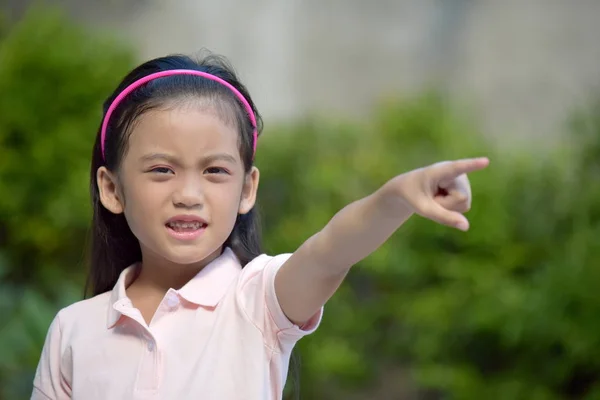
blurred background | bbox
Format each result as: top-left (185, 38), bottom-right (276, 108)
top-left (1, 1), bottom-right (599, 399)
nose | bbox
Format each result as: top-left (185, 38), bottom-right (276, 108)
top-left (172, 175), bottom-right (204, 209)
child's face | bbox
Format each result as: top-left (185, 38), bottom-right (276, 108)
top-left (97, 105), bottom-right (259, 267)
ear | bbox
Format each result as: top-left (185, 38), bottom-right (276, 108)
top-left (239, 167), bottom-right (259, 215)
top-left (97, 166), bottom-right (124, 214)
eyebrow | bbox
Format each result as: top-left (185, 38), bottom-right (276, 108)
top-left (139, 152), bottom-right (238, 165)
top-left (139, 153), bottom-right (180, 165)
top-left (203, 153), bottom-right (238, 165)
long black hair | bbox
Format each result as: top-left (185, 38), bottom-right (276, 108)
top-left (85, 53), bottom-right (263, 297)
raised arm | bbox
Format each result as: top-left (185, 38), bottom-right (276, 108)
top-left (275, 157), bottom-right (489, 325)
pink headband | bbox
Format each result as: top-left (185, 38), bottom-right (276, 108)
top-left (100, 69), bottom-right (258, 160)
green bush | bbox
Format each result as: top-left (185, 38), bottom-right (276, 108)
top-left (0, 6), bottom-right (133, 398)
top-left (258, 97), bottom-right (600, 400)
top-left (2, 5), bottom-right (600, 400)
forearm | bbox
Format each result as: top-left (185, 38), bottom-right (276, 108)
top-left (309, 182), bottom-right (413, 273)
top-left (275, 183), bottom-right (412, 324)
top-left (276, 157), bottom-right (487, 325)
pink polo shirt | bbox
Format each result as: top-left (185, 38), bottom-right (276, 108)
top-left (32, 248), bottom-right (322, 400)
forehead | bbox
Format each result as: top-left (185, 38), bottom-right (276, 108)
top-left (126, 106), bottom-right (240, 160)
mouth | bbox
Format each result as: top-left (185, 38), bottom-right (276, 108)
top-left (165, 217), bottom-right (208, 240)
top-left (166, 221), bottom-right (208, 232)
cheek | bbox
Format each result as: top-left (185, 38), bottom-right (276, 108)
top-left (121, 181), bottom-right (167, 224)
top-left (209, 183), bottom-right (244, 223)
top-left (212, 185), bottom-right (241, 212)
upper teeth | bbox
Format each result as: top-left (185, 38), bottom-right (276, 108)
top-left (169, 222), bottom-right (203, 229)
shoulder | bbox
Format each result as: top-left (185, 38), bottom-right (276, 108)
top-left (35, 292), bottom-right (113, 393)
top-left (53, 291), bottom-right (112, 336)
top-left (233, 251), bottom-right (322, 347)
top-left (232, 252), bottom-right (291, 304)
top-left (238, 252), bottom-right (292, 280)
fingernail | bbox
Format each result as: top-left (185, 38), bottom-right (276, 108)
top-left (457, 221), bottom-right (469, 231)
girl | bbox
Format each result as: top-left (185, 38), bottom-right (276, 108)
top-left (32, 53), bottom-right (488, 400)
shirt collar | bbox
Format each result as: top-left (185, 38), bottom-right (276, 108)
top-left (107, 264), bottom-right (139, 328)
top-left (178, 247), bottom-right (242, 306)
top-left (107, 247), bottom-right (242, 329)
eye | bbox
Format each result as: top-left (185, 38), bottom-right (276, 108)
top-left (149, 166), bottom-right (174, 174)
top-left (205, 167), bottom-right (229, 175)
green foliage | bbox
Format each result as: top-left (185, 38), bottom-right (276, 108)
top-left (0, 6), bottom-right (133, 398)
top-left (2, 5), bottom-right (600, 400)
top-left (258, 96), bottom-right (600, 399)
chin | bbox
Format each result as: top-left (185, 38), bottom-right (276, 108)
top-left (138, 227), bottom-right (227, 266)
top-left (162, 244), bottom-right (223, 266)
top-left (162, 251), bottom-right (207, 266)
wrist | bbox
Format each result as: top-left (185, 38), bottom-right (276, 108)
top-left (376, 177), bottom-right (415, 220)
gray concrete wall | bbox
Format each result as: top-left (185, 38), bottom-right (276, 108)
top-left (7, 0), bottom-right (600, 145)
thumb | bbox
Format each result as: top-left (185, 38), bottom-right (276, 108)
top-left (418, 201), bottom-right (470, 231)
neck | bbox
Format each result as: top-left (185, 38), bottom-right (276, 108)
top-left (131, 247), bottom-right (223, 295)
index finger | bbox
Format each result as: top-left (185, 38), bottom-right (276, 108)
top-left (432, 157), bottom-right (489, 181)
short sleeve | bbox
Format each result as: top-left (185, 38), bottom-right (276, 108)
top-left (31, 313), bottom-right (71, 400)
top-left (237, 254), bottom-right (323, 351)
